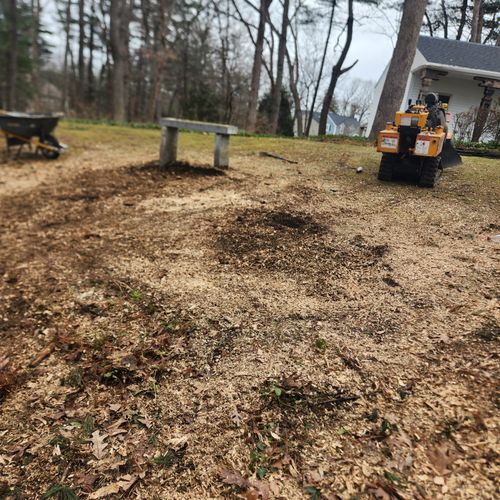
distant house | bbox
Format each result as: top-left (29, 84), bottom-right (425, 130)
top-left (366, 36), bottom-right (500, 137)
top-left (295, 111), bottom-right (361, 137)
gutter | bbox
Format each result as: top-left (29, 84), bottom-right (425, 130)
top-left (412, 63), bottom-right (500, 80)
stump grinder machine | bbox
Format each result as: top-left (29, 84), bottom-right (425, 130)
top-left (376, 93), bottom-right (462, 187)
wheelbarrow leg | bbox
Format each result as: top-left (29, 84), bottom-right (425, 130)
top-left (15, 144), bottom-right (24, 159)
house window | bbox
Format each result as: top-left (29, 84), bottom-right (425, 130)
top-left (439, 94), bottom-right (451, 105)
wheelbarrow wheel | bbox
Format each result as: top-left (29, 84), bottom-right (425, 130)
top-left (41, 135), bottom-right (60, 160)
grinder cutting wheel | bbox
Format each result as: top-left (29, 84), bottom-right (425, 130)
top-left (376, 93), bottom-right (462, 188)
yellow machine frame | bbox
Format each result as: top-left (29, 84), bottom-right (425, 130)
top-left (377, 104), bottom-right (446, 158)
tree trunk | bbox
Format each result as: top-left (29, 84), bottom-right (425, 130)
top-left (78, 0), bottom-right (85, 101)
top-left (318, 0), bottom-right (355, 136)
top-left (470, 0), bottom-right (482, 43)
top-left (86, 0), bottom-right (95, 105)
top-left (110, 0), bottom-right (130, 121)
top-left (147, 0), bottom-right (169, 122)
top-left (456, 0), bottom-right (468, 40)
top-left (472, 86), bottom-right (495, 142)
top-left (286, 50), bottom-right (302, 136)
top-left (247, 0), bottom-right (271, 132)
top-left (269, 0), bottom-right (290, 135)
top-left (306, 0), bottom-right (336, 136)
top-left (440, 0), bottom-right (448, 39)
top-left (7, 0), bottom-right (18, 109)
top-left (30, 0), bottom-right (41, 111)
top-left (424, 11), bottom-right (433, 37)
top-left (138, 0), bottom-right (152, 120)
top-left (61, 0), bottom-right (72, 112)
top-left (368, 0), bottom-right (427, 140)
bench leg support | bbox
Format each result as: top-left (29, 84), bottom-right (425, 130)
top-left (214, 133), bottom-right (230, 169)
top-left (160, 126), bottom-right (178, 166)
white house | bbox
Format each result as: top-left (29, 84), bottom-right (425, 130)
top-left (295, 111), bottom-right (361, 137)
top-left (366, 36), bottom-right (500, 137)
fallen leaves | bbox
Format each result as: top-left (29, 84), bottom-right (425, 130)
top-left (90, 431), bottom-right (108, 460)
top-left (427, 442), bottom-right (458, 475)
top-left (88, 474), bottom-right (139, 500)
top-left (29, 341), bottom-right (56, 368)
top-left (166, 435), bottom-right (188, 451)
top-left (88, 474), bottom-right (138, 499)
top-left (366, 479), bottom-right (405, 500)
top-left (107, 418), bottom-right (127, 437)
top-left (219, 467), bottom-right (270, 499)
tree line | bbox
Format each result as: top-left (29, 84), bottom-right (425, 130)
top-left (0, 0), bottom-right (498, 137)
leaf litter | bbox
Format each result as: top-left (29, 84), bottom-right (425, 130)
top-left (0, 135), bottom-right (498, 498)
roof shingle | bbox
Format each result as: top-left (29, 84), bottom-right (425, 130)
top-left (417, 36), bottom-right (500, 73)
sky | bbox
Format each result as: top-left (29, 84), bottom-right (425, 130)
top-left (325, 2), bottom-right (401, 85)
top-left (344, 29), bottom-right (394, 83)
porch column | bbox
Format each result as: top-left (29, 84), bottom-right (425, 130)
top-left (471, 77), bottom-right (500, 142)
top-left (418, 68), bottom-right (448, 101)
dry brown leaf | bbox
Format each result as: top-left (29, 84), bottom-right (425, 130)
top-left (219, 467), bottom-right (247, 488)
top-left (269, 480), bottom-right (281, 496)
top-left (137, 415), bottom-right (153, 429)
top-left (230, 407), bottom-right (242, 427)
top-left (74, 471), bottom-right (98, 492)
top-left (426, 442), bottom-right (457, 475)
top-left (0, 355), bottom-right (10, 371)
top-left (116, 474), bottom-right (137, 491)
top-left (367, 481), bottom-right (404, 500)
top-left (166, 435), bottom-right (188, 450)
top-left (362, 463), bottom-right (373, 477)
top-left (107, 418), bottom-right (128, 436)
top-left (88, 474), bottom-right (137, 499)
top-left (305, 469), bottom-right (323, 484)
top-left (91, 430), bottom-right (108, 460)
top-left (245, 488), bottom-right (260, 500)
top-left (88, 483), bottom-right (120, 499)
top-left (219, 468), bottom-right (269, 499)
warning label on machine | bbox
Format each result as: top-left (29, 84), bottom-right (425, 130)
top-left (415, 140), bottom-right (430, 155)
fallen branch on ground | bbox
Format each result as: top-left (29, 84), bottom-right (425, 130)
top-left (259, 151), bottom-right (298, 164)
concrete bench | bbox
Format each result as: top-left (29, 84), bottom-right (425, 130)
top-left (159, 118), bottom-right (238, 169)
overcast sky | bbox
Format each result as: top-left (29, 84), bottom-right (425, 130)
top-left (344, 30), bottom-right (394, 83)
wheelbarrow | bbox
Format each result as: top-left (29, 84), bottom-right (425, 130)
top-left (0, 111), bottom-right (65, 159)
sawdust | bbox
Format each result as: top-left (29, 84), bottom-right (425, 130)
top-left (0, 131), bottom-right (499, 499)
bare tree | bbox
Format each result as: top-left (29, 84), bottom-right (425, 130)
top-left (318, 0), bottom-right (357, 135)
top-left (29, 0), bottom-right (41, 110)
top-left (470, 0), bottom-right (482, 42)
top-left (369, 0), bottom-right (427, 139)
top-left (338, 77), bottom-right (374, 124)
top-left (456, 0), bottom-right (468, 40)
top-left (305, 0), bottom-right (336, 136)
top-left (244, 0), bottom-right (272, 131)
top-left (268, 0), bottom-right (290, 134)
top-left (110, 0), bottom-right (131, 121)
top-left (7, 0), bottom-right (18, 108)
top-left (77, 0), bottom-right (85, 101)
top-left (147, 0), bottom-right (171, 122)
top-left (286, 2), bottom-right (304, 136)
top-left (440, 0), bottom-right (449, 38)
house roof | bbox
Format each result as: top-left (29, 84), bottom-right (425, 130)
top-left (329, 113), bottom-right (360, 127)
top-left (417, 36), bottom-right (500, 74)
top-left (301, 111), bottom-right (360, 128)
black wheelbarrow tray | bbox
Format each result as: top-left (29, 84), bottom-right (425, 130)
top-left (0, 111), bottom-right (66, 159)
